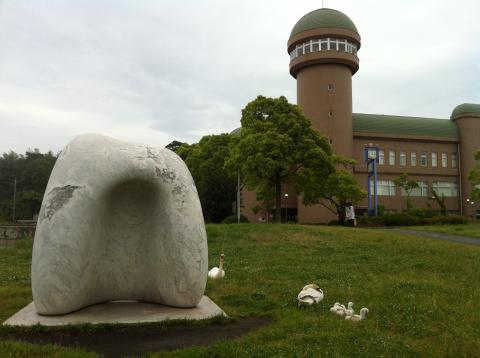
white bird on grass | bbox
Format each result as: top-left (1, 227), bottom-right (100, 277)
top-left (208, 253), bottom-right (225, 279)
top-left (345, 307), bottom-right (369, 321)
top-left (344, 302), bottom-right (354, 316)
top-left (330, 302), bottom-right (346, 314)
top-left (297, 284), bottom-right (324, 306)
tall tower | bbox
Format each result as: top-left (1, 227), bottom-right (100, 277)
top-left (451, 103), bottom-right (480, 217)
top-left (288, 8), bottom-right (361, 157)
top-left (287, 8), bottom-right (361, 223)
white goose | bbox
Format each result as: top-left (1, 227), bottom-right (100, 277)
top-left (330, 302), bottom-right (346, 314)
top-left (297, 284), bottom-right (324, 306)
top-left (345, 307), bottom-right (369, 321)
top-left (344, 302), bottom-right (354, 316)
top-left (208, 253), bottom-right (225, 279)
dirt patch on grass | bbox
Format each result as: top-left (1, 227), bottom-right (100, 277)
top-left (1, 317), bottom-right (271, 357)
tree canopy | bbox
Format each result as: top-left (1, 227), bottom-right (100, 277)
top-left (0, 149), bottom-right (57, 222)
top-left (226, 95), bottom-right (335, 223)
top-left (394, 173), bottom-right (419, 211)
top-left (176, 134), bottom-right (236, 223)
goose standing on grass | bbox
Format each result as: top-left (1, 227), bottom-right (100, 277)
top-left (297, 284), bottom-right (324, 306)
top-left (345, 307), bottom-right (369, 321)
top-left (208, 253), bottom-right (225, 279)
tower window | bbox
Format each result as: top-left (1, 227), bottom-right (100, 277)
top-left (329, 139), bottom-right (333, 145)
top-left (328, 83), bottom-right (334, 91)
top-left (431, 152), bottom-right (437, 167)
top-left (290, 37), bottom-right (358, 61)
top-left (328, 111), bottom-right (334, 117)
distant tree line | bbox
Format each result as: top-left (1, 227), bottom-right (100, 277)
top-left (0, 149), bottom-right (57, 222)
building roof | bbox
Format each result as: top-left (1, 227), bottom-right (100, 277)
top-left (290, 8), bottom-right (359, 38)
top-left (451, 103), bottom-right (480, 119)
top-left (353, 113), bottom-right (459, 139)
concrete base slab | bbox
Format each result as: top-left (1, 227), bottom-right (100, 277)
top-left (3, 296), bottom-right (226, 327)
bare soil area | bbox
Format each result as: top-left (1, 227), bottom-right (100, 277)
top-left (1, 317), bottom-right (271, 357)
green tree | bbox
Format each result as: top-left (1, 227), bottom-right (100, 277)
top-left (165, 140), bottom-right (186, 153)
top-left (0, 149), bottom-right (56, 221)
top-left (177, 134), bottom-right (236, 223)
top-left (394, 173), bottom-right (419, 211)
top-left (297, 156), bottom-right (366, 223)
top-left (431, 189), bottom-right (447, 216)
top-left (226, 95), bottom-right (335, 223)
top-left (468, 150), bottom-right (480, 201)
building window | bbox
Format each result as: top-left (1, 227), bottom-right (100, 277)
top-left (399, 151), bottom-right (406, 166)
top-left (312, 40), bottom-right (320, 52)
top-left (452, 153), bottom-right (457, 168)
top-left (402, 181), bottom-right (428, 197)
top-left (411, 152), bottom-right (417, 166)
top-left (327, 83), bottom-right (334, 91)
top-left (431, 152), bottom-right (437, 167)
top-left (389, 150), bottom-right (395, 165)
top-left (304, 40), bottom-right (312, 54)
top-left (432, 182), bottom-right (458, 197)
top-left (420, 152), bottom-right (427, 167)
top-left (378, 150), bottom-right (385, 165)
top-left (320, 39), bottom-right (328, 51)
top-left (441, 153), bottom-right (447, 168)
top-left (328, 38), bottom-right (338, 50)
top-left (371, 180), bottom-right (396, 196)
top-left (328, 111), bottom-right (334, 117)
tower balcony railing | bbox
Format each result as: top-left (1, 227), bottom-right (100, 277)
top-left (290, 38), bottom-right (358, 61)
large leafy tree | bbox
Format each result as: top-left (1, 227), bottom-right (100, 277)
top-left (226, 95), bottom-right (335, 223)
top-left (302, 163), bottom-right (366, 224)
top-left (0, 149), bottom-right (57, 221)
top-left (176, 134), bottom-right (236, 223)
top-left (394, 173), bottom-right (419, 211)
top-left (468, 150), bottom-right (480, 201)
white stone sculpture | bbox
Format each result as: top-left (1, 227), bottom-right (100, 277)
top-left (31, 134), bottom-right (208, 315)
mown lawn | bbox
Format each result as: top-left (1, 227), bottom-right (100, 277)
top-left (1, 225), bottom-right (480, 357)
top-left (406, 223), bottom-right (480, 239)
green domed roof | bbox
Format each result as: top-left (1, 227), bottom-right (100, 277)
top-left (290, 8), bottom-right (359, 38)
top-left (451, 103), bottom-right (480, 119)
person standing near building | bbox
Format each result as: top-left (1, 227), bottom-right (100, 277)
top-left (345, 202), bottom-right (355, 227)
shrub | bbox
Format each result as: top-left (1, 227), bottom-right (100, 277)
top-left (425, 215), bottom-right (469, 225)
top-left (221, 214), bottom-right (249, 224)
top-left (382, 213), bottom-right (419, 226)
top-left (408, 207), bottom-right (436, 219)
top-left (357, 215), bottom-right (386, 227)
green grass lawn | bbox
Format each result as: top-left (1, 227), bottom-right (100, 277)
top-left (1, 225), bottom-right (480, 357)
top-left (405, 223), bottom-right (480, 239)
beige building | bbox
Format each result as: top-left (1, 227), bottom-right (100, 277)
top-left (241, 8), bottom-right (480, 224)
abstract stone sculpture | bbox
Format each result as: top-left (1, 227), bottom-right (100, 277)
top-left (32, 134), bottom-right (207, 315)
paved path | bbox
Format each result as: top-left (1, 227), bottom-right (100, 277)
top-left (392, 229), bottom-right (480, 246)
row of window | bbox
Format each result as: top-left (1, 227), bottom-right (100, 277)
top-left (372, 149), bottom-right (457, 169)
top-left (370, 180), bottom-right (458, 197)
top-left (289, 38), bottom-right (358, 61)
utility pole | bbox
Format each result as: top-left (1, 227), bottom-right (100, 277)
top-left (12, 176), bottom-right (17, 224)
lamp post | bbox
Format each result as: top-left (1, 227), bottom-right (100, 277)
top-left (467, 198), bottom-right (475, 220)
top-left (283, 193), bottom-right (289, 223)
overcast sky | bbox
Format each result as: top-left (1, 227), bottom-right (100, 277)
top-left (0, 0), bottom-right (479, 154)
